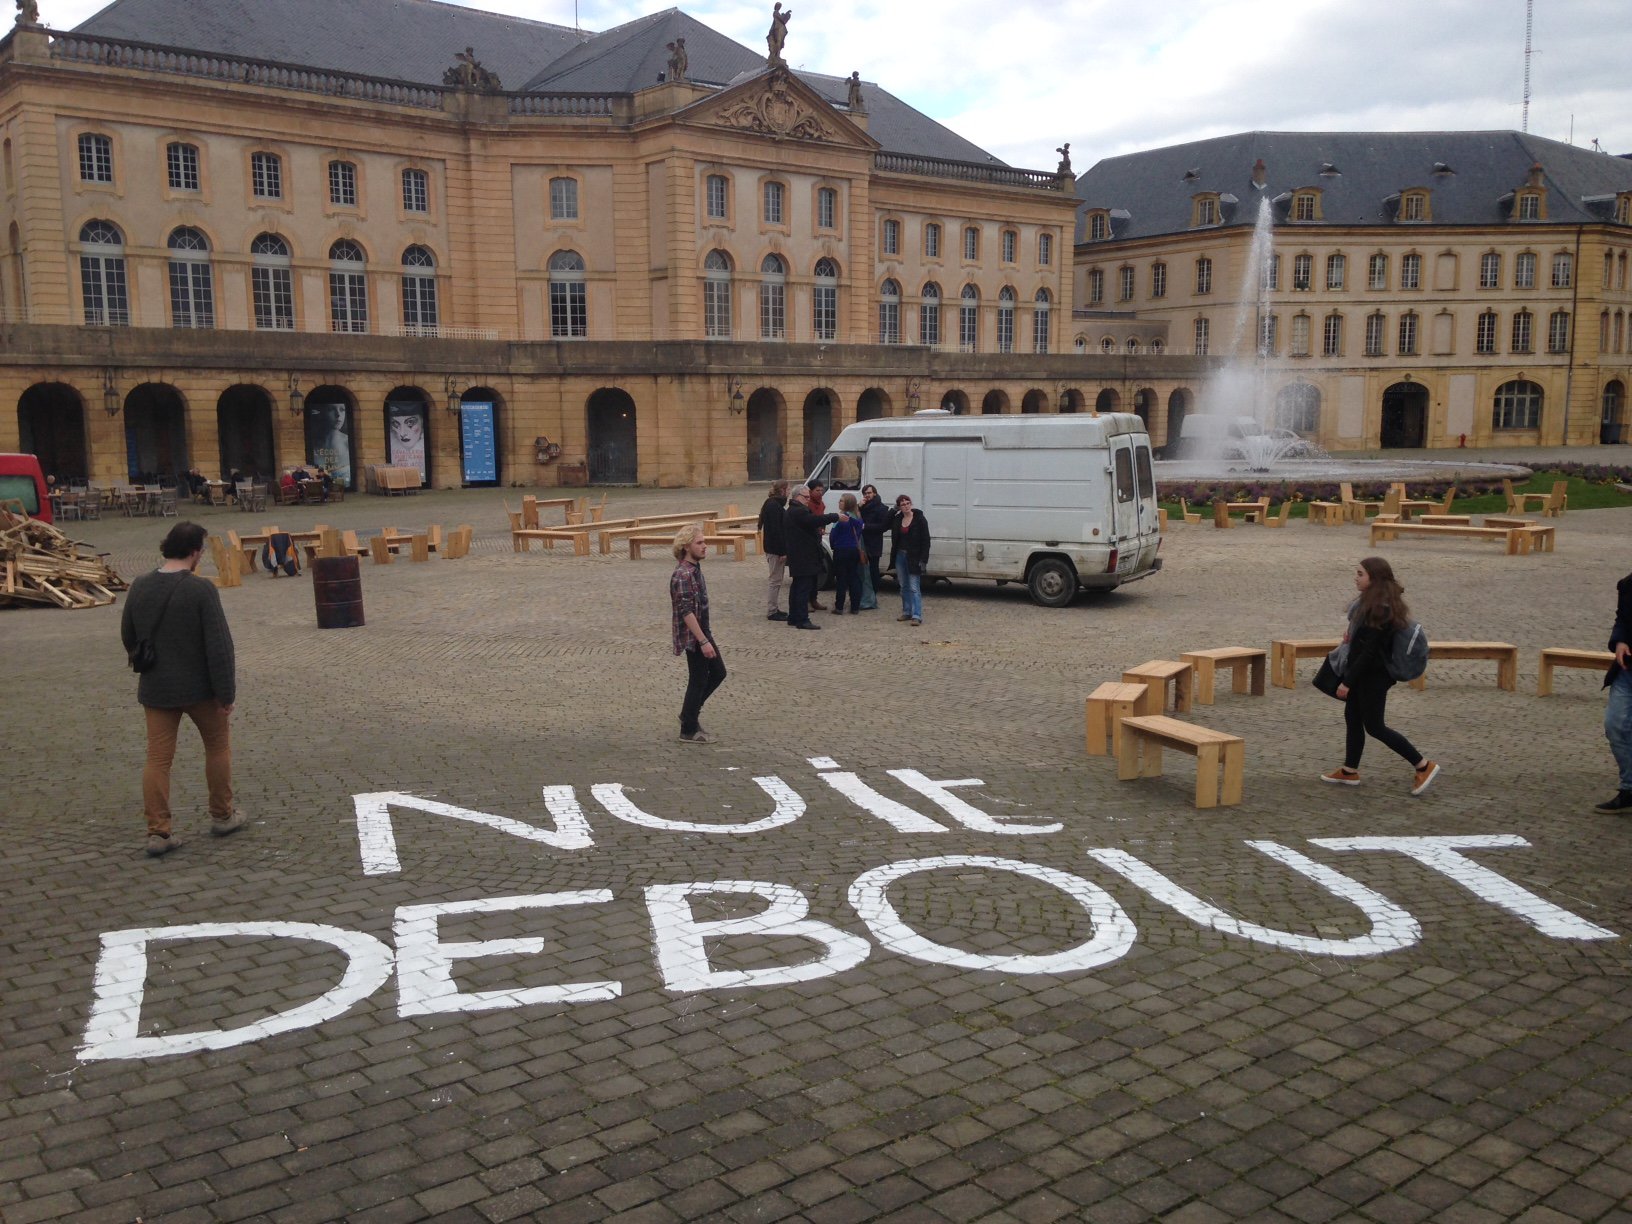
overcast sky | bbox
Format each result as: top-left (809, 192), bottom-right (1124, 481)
top-left (44, 0), bottom-right (1632, 170)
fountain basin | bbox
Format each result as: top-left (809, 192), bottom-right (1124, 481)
top-left (1156, 457), bottom-right (1532, 485)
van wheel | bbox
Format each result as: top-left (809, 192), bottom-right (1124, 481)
top-left (1027, 558), bottom-right (1078, 607)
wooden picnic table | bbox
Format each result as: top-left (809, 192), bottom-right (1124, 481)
top-left (520, 495), bottom-right (583, 528)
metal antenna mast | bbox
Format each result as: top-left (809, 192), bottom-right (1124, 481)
top-left (1522, 0), bottom-right (1533, 132)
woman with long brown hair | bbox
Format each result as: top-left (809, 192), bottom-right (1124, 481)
top-left (1322, 556), bottom-right (1439, 794)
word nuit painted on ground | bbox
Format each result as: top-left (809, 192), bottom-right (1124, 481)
top-left (81, 836), bottom-right (1616, 1061)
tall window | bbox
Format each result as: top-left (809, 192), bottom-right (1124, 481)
top-left (1551, 252), bottom-right (1573, 288)
top-left (1088, 268), bottom-right (1104, 305)
top-left (166, 226), bottom-right (214, 328)
top-left (1401, 192), bottom-right (1426, 221)
top-left (1398, 312), bottom-right (1419, 356)
top-left (813, 258), bottom-right (838, 341)
top-left (1322, 313), bottom-right (1344, 357)
top-left (924, 222), bottom-right (941, 259)
top-left (328, 160), bottom-right (357, 206)
top-left (402, 168), bottom-right (428, 214)
top-left (1548, 310), bottom-right (1570, 354)
top-left (1089, 213), bottom-right (1108, 241)
top-left (1400, 253), bottom-right (1422, 290)
top-left (401, 245), bottom-right (438, 333)
top-left (1479, 252), bottom-right (1501, 289)
top-left (1290, 314), bottom-right (1310, 356)
top-left (328, 239), bottom-right (367, 333)
top-left (547, 250), bottom-right (586, 338)
top-left (1193, 316), bottom-right (1210, 355)
top-left (78, 133), bottom-right (113, 183)
top-left (996, 287), bottom-right (1015, 353)
top-left (1515, 252), bottom-right (1537, 288)
top-left (1032, 289), bottom-right (1050, 354)
top-left (549, 177), bottom-right (579, 221)
top-left (1365, 313), bottom-right (1386, 356)
top-left (1260, 314), bottom-right (1278, 356)
top-left (703, 249), bottom-right (732, 338)
top-left (1118, 266), bottom-right (1134, 301)
top-left (1511, 309), bottom-right (1533, 353)
top-left (1368, 253), bottom-right (1388, 290)
top-left (1038, 233), bottom-right (1053, 266)
top-left (763, 181), bottom-right (784, 225)
top-left (706, 174), bottom-right (728, 220)
top-left (1292, 193), bottom-right (1315, 222)
top-left (963, 226), bottom-right (979, 260)
top-left (79, 220), bottom-right (128, 325)
top-left (1517, 194), bottom-right (1541, 221)
top-left (959, 284), bottom-right (978, 351)
top-left (1151, 262), bottom-right (1167, 298)
top-left (882, 218), bottom-right (900, 256)
top-left (1326, 253), bottom-right (1346, 291)
top-left (1292, 253), bottom-right (1312, 290)
top-left (817, 187), bottom-right (837, 230)
top-left (166, 142), bottom-right (199, 192)
top-left (1196, 198), bottom-right (1218, 225)
top-left (1476, 311), bottom-right (1498, 354)
top-left (878, 279), bottom-right (900, 344)
top-left (1195, 257), bottom-right (1212, 295)
top-left (759, 253), bottom-right (785, 339)
top-left (1263, 254), bottom-right (1280, 291)
top-left (251, 233), bottom-right (294, 330)
top-left (251, 151), bottom-right (282, 200)
top-left (919, 281), bottom-right (941, 347)
top-left (1001, 229), bottom-right (1017, 263)
top-left (1493, 380), bottom-right (1542, 429)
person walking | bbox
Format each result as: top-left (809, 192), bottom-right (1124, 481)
top-left (885, 493), bottom-right (931, 627)
top-left (1596, 568), bottom-right (1632, 812)
top-left (670, 523), bottom-right (725, 744)
top-left (858, 483), bottom-right (889, 610)
top-left (829, 493), bottom-right (865, 615)
top-left (784, 485), bottom-right (836, 630)
top-left (120, 521), bottom-right (242, 857)
top-left (758, 479), bottom-right (790, 621)
top-left (1321, 556), bottom-right (1439, 795)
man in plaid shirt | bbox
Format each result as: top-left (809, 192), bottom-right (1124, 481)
top-left (670, 522), bottom-right (725, 743)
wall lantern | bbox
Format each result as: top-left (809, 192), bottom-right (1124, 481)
top-left (103, 369), bottom-right (121, 417)
top-left (726, 375), bottom-right (745, 414)
top-left (445, 375), bottom-right (463, 414)
top-left (906, 377), bottom-right (923, 411)
top-left (287, 374), bottom-right (305, 416)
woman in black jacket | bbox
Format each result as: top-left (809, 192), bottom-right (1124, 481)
top-left (884, 494), bottom-right (931, 626)
top-left (1323, 556), bottom-right (1438, 794)
top-left (857, 483), bottom-right (890, 608)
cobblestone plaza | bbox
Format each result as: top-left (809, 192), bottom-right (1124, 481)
top-left (4, 473), bottom-right (1631, 1222)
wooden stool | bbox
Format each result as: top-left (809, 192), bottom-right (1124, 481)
top-left (1121, 660), bottom-right (1192, 714)
top-left (1270, 638), bottom-right (1341, 689)
top-left (1118, 714), bottom-right (1245, 809)
top-left (1182, 647), bottom-right (1267, 705)
top-left (1085, 681), bottom-right (1150, 757)
top-left (1537, 647), bottom-right (1616, 695)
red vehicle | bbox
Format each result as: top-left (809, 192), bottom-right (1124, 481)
top-left (0, 453), bottom-right (52, 524)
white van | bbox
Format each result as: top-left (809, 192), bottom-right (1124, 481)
top-left (804, 411), bottom-right (1161, 607)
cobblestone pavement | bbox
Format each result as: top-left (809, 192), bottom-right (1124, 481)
top-left (3, 469), bottom-right (1631, 1223)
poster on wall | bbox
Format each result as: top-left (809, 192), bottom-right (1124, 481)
top-left (305, 402), bottom-right (354, 488)
top-left (386, 401), bottom-right (428, 483)
top-left (459, 402), bottom-right (497, 485)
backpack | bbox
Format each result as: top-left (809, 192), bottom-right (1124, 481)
top-left (260, 532), bottom-right (301, 578)
top-left (1385, 619), bottom-right (1428, 682)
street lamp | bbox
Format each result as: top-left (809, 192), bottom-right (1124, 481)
top-left (726, 375), bottom-right (745, 414)
top-left (287, 374), bottom-right (304, 416)
top-left (103, 369), bottom-right (120, 417)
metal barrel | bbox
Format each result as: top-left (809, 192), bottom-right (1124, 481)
top-left (311, 555), bottom-right (364, 628)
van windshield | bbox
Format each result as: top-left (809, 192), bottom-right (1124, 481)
top-left (0, 474), bottom-right (40, 514)
top-left (825, 454), bottom-right (863, 490)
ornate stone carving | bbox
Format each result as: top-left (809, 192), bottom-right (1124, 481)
top-left (442, 47), bottom-right (501, 91)
top-left (714, 70), bottom-right (835, 142)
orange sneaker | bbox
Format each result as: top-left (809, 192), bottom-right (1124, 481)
top-left (1411, 761), bottom-right (1440, 796)
top-left (1321, 766), bottom-right (1361, 786)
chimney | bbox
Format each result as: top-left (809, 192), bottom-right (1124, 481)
top-left (1251, 158), bottom-right (1267, 188)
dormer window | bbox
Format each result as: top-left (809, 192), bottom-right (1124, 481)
top-left (1516, 193), bottom-right (1541, 221)
top-left (1399, 190), bottom-right (1429, 222)
top-left (1192, 195), bottom-right (1220, 227)
top-left (1617, 194), bottom-right (1631, 226)
top-left (1087, 210), bottom-right (1109, 241)
top-left (1291, 191), bottom-right (1320, 222)
top-left (1319, 163), bottom-right (1340, 177)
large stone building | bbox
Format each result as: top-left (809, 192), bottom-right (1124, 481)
top-left (0, 0), bottom-right (1170, 490)
top-left (1074, 131), bottom-right (1632, 451)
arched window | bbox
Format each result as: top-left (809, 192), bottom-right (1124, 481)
top-left (402, 245), bottom-right (438, 333)
top-left (997, 286), bottom-right (1015, 353)
top-left (1033, 288), bottom-right (1051, 354)
top-left (813, 257), bottom-right (838, 341)
top-left (251, 233), bottom-right (293, 330)
top-left (1125, 338), bottom-right (1139, 353)
top-left (959, 284), bottom-right (979, 351)
top-left (328, 239), bottom-right (368, 333)
top-left (166, 226), bottom-right (214, 329)
top-left (1274, 382), bottom-right (1321, 434)
top-left (759, 253), bottom-right (786, 340)
top-left (704, 249), bottom-right (732, 339)
top-left (919, 281), bottom-right (941, 347)
top-left (878, 278), bottom-right (900, 344)
top-left (1101, 337), bottom-right (1117, 353)
top-left (78, 220), bottom-right (128, 326)
top-left (548, 249), bottom-right (586, 338)
top-left (1493, 379), bottom-right (1543, 430)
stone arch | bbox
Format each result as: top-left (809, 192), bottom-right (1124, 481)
top-left (216, 384), bottom-right (276, 481)
top-left (304, 384), bottom-right (359, 488)
top-left (123, 383), bottom-right (190, 486)
top-left (1021, 389), bottom-right (1048, 414)
top-left (857, 387), bottom-right (891, 420)
top-left (1132, 387), bottom-right (1156, 428)
top-left (746, 387), bottom-right (785, 481)
top-left (384, 385), bottom-right (432, 486)
top-left (1166, 388), bottom-right (1193, 443)
top-left (586, 387), bottom-right (638, 484)
top-left (17, 382), bottom-right (88, 483)
top-left (803, 387), bottom-right (838, 473)
top-left (1059, 388), bottom-right (1086, 414)
top-left (980, 389), bottom-right (1009, 415)
top-left (1095, 388), bottom-right (1121, 414)
top-left (940, 388), bottom-right (970, 414)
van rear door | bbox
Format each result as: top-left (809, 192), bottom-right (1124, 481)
top-left (922, 442), bottom-right (972, 573)
top-left (1108, 437), bottom-right (1143, 573)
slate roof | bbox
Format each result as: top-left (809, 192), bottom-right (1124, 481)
top-left (68, 0), bottom-right (1002, 164)
top-left (1074, 131), bottom-right (1632, 242)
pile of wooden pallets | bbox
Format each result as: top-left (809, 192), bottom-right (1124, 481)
top-left (0, 506), bottom-right (127, 608)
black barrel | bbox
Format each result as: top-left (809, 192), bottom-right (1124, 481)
top-left (312, 555), bottom-right (364, 628)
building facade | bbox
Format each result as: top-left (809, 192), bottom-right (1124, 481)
top-left (1074, 131), bottom-right (1632, 451)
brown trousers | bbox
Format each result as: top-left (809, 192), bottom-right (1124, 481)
top-left (142, 701), bottom-right (234, 836)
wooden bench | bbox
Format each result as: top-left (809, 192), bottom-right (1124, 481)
top-left (1117, 714), bottom-right (1245, 809)
top-left (1307, 499), bottom-right (1346, 526)
top-left (1181, 646), bottom-right (1268, 705)
top-left (1537, 647), bottom-right (1616, 695)
top-left (1085, 681), bottom-right (1150, 757)
top-left (599, 516), bottom-right (719, 554)
top-left (513, 527), bottom-right (591, 556)
top-left (1270, 638), bottom-right (1341, 688)
top-left (1513, 523), bottom-right (1555, 554)
top-left (626, 533), bottom-right (744, 561)
top-left (1122, 660), bottom-right (1192, 714)
top-left (1369, 520), bottom-right (1526, 553)
top-left (1407, 641), bottom-right (1519, 691)
top-left (1417, 514), bottom-right (1473, 526)
top-left (1213, 498), bottom-right (1268, 528)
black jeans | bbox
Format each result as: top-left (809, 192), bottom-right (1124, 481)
top-left (680, 645), bottom-right (726, 735)
top-left (1344, 679), bottom-right (1420, 768)
top-left (832, 549), bottom-right (862, 611)
top-left (787, 574), bottom-right (816, 626)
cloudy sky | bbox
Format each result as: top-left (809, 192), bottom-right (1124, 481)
top-left (45, 0), bottom-right (1632, 170)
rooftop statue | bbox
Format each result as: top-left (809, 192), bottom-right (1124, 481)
top-left (766, 2), bottom-right (792, 66)
top-left (665, 37), bottom-right (687, 82)
top-left (846, 71), bottom-right (864, 111)
top-left (443, 47), bottom-right (501, 91)
top-left (16, 0), bottom-right (39, 26)
top-left (1056, 143), bottom-right (1073, 176)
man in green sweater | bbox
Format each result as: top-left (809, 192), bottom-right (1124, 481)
top-left (120, 522), bottom-right (241, 857)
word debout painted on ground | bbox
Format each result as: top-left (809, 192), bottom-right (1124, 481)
top-left (80, 761), bottom-right (1620, 1061)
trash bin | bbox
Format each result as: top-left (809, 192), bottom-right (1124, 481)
top-left (312, 555), bottom-right (364, 628)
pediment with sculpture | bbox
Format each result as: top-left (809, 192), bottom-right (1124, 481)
top-left (684, 67), bottom-right (871, 147)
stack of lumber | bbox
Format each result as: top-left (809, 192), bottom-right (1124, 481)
top-left (0, 507), bottom-right (127, 608)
